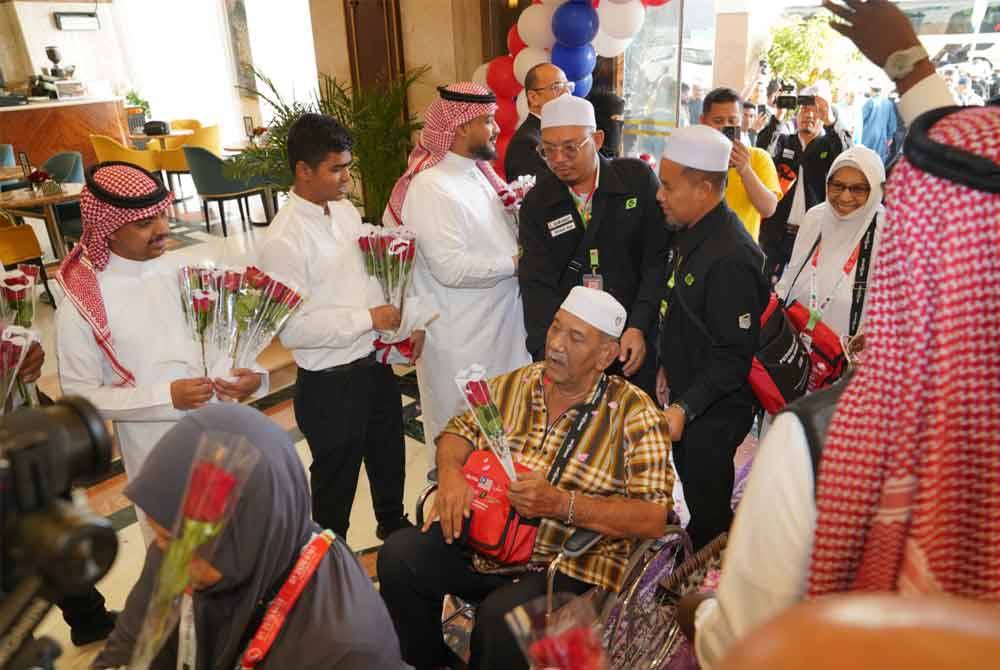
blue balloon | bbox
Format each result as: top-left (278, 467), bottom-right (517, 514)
top-left (551, 43), bottom-right (597, 82)
top-left (551, 2), bottom-right (599, 47)
top-left (572, 74), bottom-right (593, 98)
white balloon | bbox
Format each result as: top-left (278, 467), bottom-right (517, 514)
top-left (591, 30), bottom-right (633, 58)
top-left (513, 47), bottom-right (550, 85)
top-left (472, 62), bottom-right (489, 87)
top-left (597, 0), bottom-right (645, 39)
top-left (516, 89), bottom-right (529, 126)
top-left (517, 4), bottom-right (556, 50)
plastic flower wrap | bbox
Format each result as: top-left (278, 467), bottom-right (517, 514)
top-left (357, 225), bottom-right (416, 309)
top-left (455, 364), bottom-right (516, 481)
top-left (227, 265), bottom-right (303, 373)
top-left (500, 174), bottom-right (537, 225)
top-left (0, 267), bottom-right (39, 406)
top-left (129, 432), bottom-right (259, 670)
top-left (0, 325), bottom-right (38, 415)
top-left (506, 593), bottom-right (607, 670)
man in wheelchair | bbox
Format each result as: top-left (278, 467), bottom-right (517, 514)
top-left (378, 287), bottom-right (674, 670)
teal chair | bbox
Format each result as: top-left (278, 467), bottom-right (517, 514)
top-left (42, 151), bottom-right (84, 243)
top-left (0, 144), bottom-right (22, 190)
top-left (183, 146), bottom-right (270, 237)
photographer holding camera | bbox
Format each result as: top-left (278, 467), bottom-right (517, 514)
top-left (759, 83), bottom-right (854, 282)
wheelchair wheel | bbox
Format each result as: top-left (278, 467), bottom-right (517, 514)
top-left (603, 530), bottom-right (691, 669)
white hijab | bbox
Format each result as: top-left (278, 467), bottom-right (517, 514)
top-left (776, 146), bottom-right (886, 337)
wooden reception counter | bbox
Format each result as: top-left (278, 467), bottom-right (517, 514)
top-left (0, 97), bottom-right (128, 168)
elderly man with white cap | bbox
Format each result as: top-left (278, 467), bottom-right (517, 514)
top-left (379, 286), bottom-right (674, 670)
top-left (655, 125), bottom-right (769, 552)
top-left (760, 81), bottom-right (853, 282)
top-left (518, 93), bottom-right (669, 400)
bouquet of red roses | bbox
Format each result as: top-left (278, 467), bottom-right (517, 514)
top-left (129, 433), bottom-right (259, 670)
top-left (0, 326), bottom-right (38, 415)
top-left (0, 266), bottom-right (39, 406)
top-left (358, 225), bottom-right (416, 309)
top-left (499, 174), bottom-right (537, 226)
top-left (227, 265), bottom-right (303, 372)
top-left (455, 364), bottom-right (516, 481)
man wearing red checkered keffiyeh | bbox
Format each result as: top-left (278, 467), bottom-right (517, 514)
top-left (386, 83), bottom-right (531, 467)
top-left (55, 162), bottom-right (262, 497)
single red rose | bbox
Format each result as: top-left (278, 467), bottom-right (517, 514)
top-left (223, 271), bottom-right (242, 292)
top-left (268, 281), bottom-right (289, 303)
top-left (183, 461), bottom-right (239, 522)
top-left (3, 286), bottom-right (26, 302)
top-left (244, 265), bottom-right (269, 289)
top-left (358, 236), bottom-right (371, 253)
top-left (403, 242), bottom-right (416, 262)
top-left (27, 169), bottom-right (50, 184)
top-left (16, 265), bottom-right (39, 281)
top-left (378, 235), bottom-right (391, 252)
top-left (4, 275), bottom-right (29, 287)
top-left (464, 380), bottom-right (491, 408)
top-left (284, 292), bottom-right (303, 309)
top-left (191, 290), bottom-right (216, 313)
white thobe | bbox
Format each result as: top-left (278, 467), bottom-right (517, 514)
top-left (57, 253), bottom-right (198, 478)
top-left (401, 152), bottom-right (531, 451)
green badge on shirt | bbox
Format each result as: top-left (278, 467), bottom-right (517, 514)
top-left (625, 197), bottom-right (637, 210)
top-left (684, 273), bottom-right (695, 286)
top-left (820, 151), bottom-right (829, 159)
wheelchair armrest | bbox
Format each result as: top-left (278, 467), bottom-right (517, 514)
top-left (560, 528), bottom-right (603, 559)
top-left (414, 482), bottom-right (438, 528)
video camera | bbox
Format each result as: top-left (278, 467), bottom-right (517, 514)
top-left (775, 81), bottom-right (799, 110)
top-left (0, 398), bottom-right (117, 669)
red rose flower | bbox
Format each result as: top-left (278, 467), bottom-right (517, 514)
top-left (403, 242), bottom-right (416, 262)
top-left (191, 289), bottom-right (216, 313)
top-left (16, 265), bottom-right (39, 282)
top-left (183, 461), bottom-right (239, 522)
top-left (463, 380), bottom-right (491, 408)
top-left (4, 274), bottom-right (29, 287)
top-left (268, 281), bottom-right (289, 303)
top-left (223, 271), bottom-right (242, 292)
top-left (358, 236), bottom-right (372, 253)
top-left (2, 286), bottom-right (26, 302)
top-left (244, 265), bottom-right (269, 289)
top-left (27, 169), bottom-right (50, 184)
top-left (284, 292), bottom-right (303, 309)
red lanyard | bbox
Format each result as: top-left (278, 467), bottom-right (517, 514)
top-left (806, 237), bottom-right (863, 331)
top-left (238, 530), bottom-right (336, 669)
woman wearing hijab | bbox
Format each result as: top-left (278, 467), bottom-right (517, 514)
top-left (774, 145), bottom-right (886, 362)
top-left (92, 404), bottom-right (410, 670)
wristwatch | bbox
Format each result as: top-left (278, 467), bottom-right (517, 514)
top-left (884, 45), bottom-right (929, 81)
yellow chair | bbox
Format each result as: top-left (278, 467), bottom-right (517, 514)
top-left (90, 135), bottom-right (161, 173)
top-left (0, 224), bottom-right (56, 305)
top-left (153, 125), bottom-right (221, 197)
top-left (156, 119), bottom-right (204, 150)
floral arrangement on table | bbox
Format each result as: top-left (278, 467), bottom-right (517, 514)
top-left (129, 434), bottom-right (259, 669)
top-left (178, 264), bottom-right (304, 380)
top-left (27, 169), bottom-right (62, 196)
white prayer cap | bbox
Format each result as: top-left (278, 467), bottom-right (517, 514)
top-left (803, 80), bottom-right (832, 102)
top-left (560, 286), bottom-right (627, 338)
top-left (541, 95), bottom-right (596, 130)
top-left (661, 125), bottom-right (731, 172)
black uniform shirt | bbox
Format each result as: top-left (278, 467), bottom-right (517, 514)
top-left (519, 155), bottom-right (670, 359)
top-left (658, 200), bottom-right (768, 418)
top-left (504, 114), bottom-right (552, 182)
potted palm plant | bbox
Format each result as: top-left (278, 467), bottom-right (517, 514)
top-left (225, 67), bottom-right (426, 222)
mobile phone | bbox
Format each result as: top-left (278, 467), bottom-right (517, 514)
top-left (721, 126), bottom-right (740, 142)
top-left (757, 104), bottom-right (767, 115)
top-left (759, 59), bottom-right (768, 75)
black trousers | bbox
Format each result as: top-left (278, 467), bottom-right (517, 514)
top-left (378, 525), bottom-right (590, 670)
top-left (293, 359), bottom-right (405, 538)
top-left (671, 404), bottom-right (755, 551)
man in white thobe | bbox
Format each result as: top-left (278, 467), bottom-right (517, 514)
top-left (56, 163), bottom-right (262, 500)
top-left (385, 83), bottom-right (530, 466)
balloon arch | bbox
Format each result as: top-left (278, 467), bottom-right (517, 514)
top-left (470, 0), bottom-right (674, 177)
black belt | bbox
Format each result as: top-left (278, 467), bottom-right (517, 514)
top-left (299, 351), bottom-right (377, 376)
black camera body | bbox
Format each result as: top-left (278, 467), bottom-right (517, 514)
top-left (0, 398), bottom-right (117, 669)
top-left (776, 81), bottom-right (799, 110)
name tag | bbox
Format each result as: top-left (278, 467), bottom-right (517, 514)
top-left (782, 148), bottom-right (796, 160)
top-left (546, 214), bottom-right (576, 238)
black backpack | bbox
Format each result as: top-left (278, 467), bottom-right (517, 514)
top-left (778, 374), bottom-right (851, 491)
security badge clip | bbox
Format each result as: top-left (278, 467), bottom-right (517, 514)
top-left (582, 248), bottom-right (603, 290)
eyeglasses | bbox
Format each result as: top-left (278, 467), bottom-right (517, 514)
top-left (537, 136), bottom-right (593, 162)
top-left (827, 179), bottom-right (871, 198)
top-left (529, 81), bottom-right (576, 95)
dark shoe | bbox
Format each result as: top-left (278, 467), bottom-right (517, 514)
top-left (70, 609), bottom-right (117, 646)
top-left (376, 515), bottom-right (413, 541)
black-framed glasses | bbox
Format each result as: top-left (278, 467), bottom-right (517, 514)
top-left (529, 80), bottom-right (576, 95)
top-left (827, 179), bottom-right (871, 198)
top-left (537, 136), bottom-right (593, 162)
